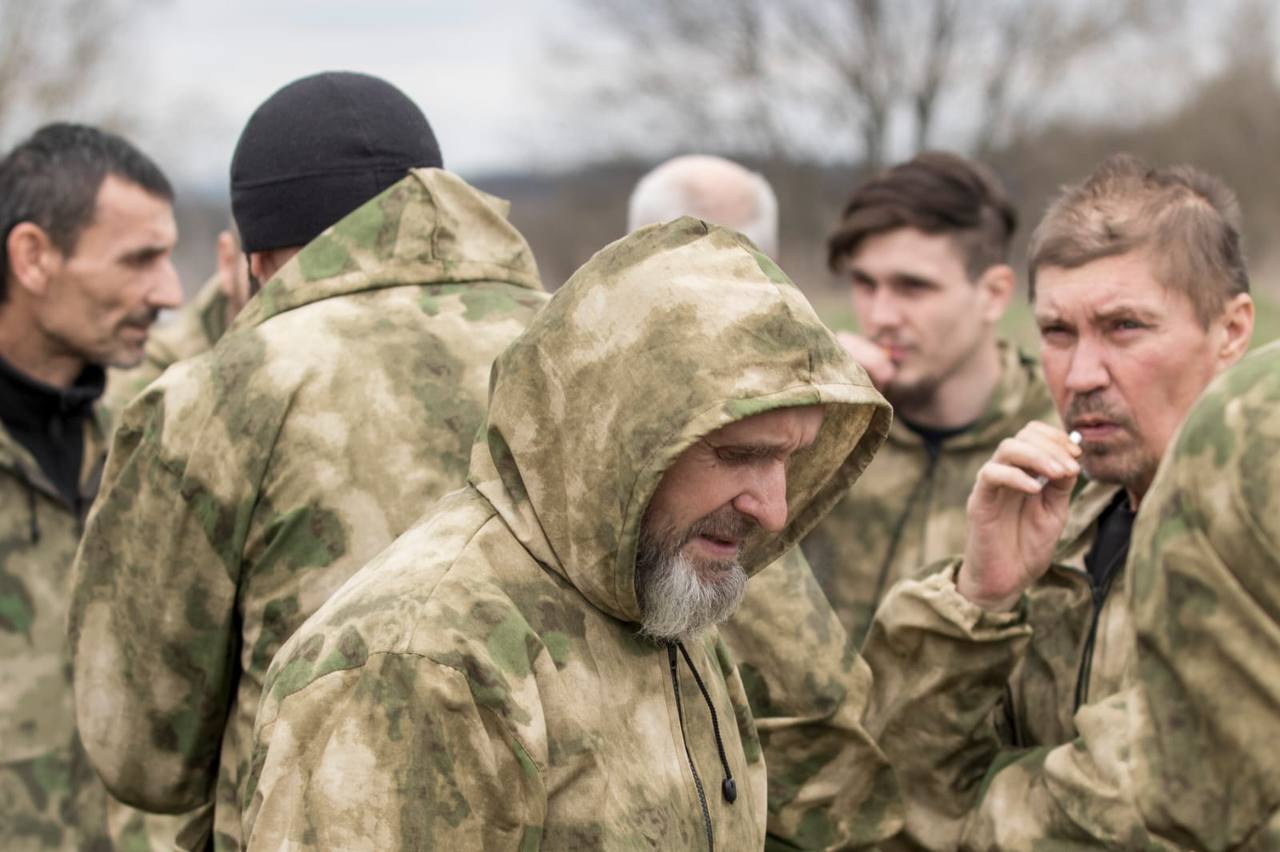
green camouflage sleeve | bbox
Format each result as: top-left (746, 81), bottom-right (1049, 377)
top-left (1122, 345), bottom-right (1280, 848)
top-left (860, 566), bottom-right (1032, 850)
top-left (719, 547), bottom-right (903, 850)
top-left (68, 360), bottom-right (261, 813)
top-left (244, 650), bottom-right (546, 851)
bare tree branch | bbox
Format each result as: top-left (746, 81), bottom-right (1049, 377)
top-left (553, 0), bottom-right (1193, 168)
top-left (0, 0), bottom-right (174, 143)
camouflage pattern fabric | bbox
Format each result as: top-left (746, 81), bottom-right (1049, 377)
top-left (865, 342), bottom-right (1280, 849)
top-left (803, 343), bottom-right (1056, 644)
top-left (719, 547), bottom-right (902, 850)
top-left (242, 218), bottom-right (893, 850)
top-left (101, 272), bottom-right (232, 422)
top-left (999, 479), bottom-right (1130, 748)
top-left (1, 412), bottom-right (110, 850)
top-left (67, 168), bottom-right (548, 851)
top-left (103, 271), bottom-right (236, 852)
top-left (862, 481), bottom-right (1136, 849)
top-left (861, 569), bottom-right (1032, 851)
top-left (1122, 339), bottom-right (1280, 848)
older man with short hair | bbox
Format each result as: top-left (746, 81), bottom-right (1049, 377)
top-left (865, 153), bottom-right (1255, 849)
top-left (628, 154), bottom-right (779, 256)
top-left (0, 122), bottom-right (180, 851)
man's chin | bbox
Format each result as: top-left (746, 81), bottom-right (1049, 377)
top-left (1081, 448), bottom-right (1156, 493)
top-left (104, 344), bottom-right (147, 370)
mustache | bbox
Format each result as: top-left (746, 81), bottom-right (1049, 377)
top-left (120, 308), bottom-right (160, 329)
top-left (1064, 393), bottom-right (1133, 430)
top-left (683, 506), bottom-right (756, 545)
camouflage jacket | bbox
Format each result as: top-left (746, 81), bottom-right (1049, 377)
top-left (719, 547), bottom-right (902, 850)
top-left (1, 403), bottom-right (109, 850)
top-left (67, 169), bottom-right (547, 851)
top-left (102, 276), bottom-right (236, 851)
top-left (802, 343), bottom-right (1056, 643)
top-left (862, 479), bottom-right (1135, 849)
top-left (866, 339), bottom-right (1280, 850)
top-left (1000, 479), bottom-right (1129, 748)
top-left (101, 272), bottom-right (231, 420)
top-left (242, 218), bottom-right (893, 850)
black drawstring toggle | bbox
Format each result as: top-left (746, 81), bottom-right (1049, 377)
top-left (675, 641), bottom-right (737, 806)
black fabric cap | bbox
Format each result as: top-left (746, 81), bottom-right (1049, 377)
top-left (230, 71), bottom-right (442, 253)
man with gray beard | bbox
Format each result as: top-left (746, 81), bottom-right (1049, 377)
top-left (635, 430), bottom-right (776, 641)
top-left (240, 219), bottom-right (900, 850)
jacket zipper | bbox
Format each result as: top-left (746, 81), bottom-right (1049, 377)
top-left (668, 643), bottom-right (714, 852)
top-left (1072, 553), bottom-right (1123, 712)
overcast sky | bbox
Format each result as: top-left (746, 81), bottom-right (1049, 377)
top-left (133, 0), bottom-right (580, 191)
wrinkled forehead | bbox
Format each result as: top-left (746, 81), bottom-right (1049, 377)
top-left (1032, 250), bottom-right (1189, 322)
top-left (76, 175), bottom-right (177, 251)
top-left (703, 404), bottom-right (826, 450)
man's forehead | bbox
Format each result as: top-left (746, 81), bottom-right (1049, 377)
top-left (1033, 252), bottom-right (1180, 318)
top-left (79, 175), bottom-right (176, 251)
top-left (708, 405), bottom-right (826, 445)
top-left (848, 227), bottom-right (968, 278)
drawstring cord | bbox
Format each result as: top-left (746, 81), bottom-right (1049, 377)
top-left (25, 477), bottom-right (41, 544)
top-left (676, 641), bottom-right (738, 804)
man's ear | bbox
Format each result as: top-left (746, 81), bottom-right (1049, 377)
top-left (216, 230), bottom-right (238, 297)
top-left (6, 222), bottom-right (61, 297)
top-left (1214, 292), bottom-right (1255, 370)
top-left (976, 263), bottom-right (1016, 324)
top-left (216, 229), bottom-right (251, 313)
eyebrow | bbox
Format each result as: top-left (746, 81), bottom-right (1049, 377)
top-left (1035, 304), bottom-right (1162, 325)
top-left (1091, 304), bottom-right (1161, 323)
top-left (118, 244), bottom-right (170, 264)
top-left (848, 267), bottom-right (937, 290)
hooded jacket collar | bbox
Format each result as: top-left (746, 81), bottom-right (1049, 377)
top-left (230, 168), bottom-right (541, 332)
top-left (469, 218), bottom-right (891, 624)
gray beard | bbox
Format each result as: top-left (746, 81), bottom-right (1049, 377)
top-left (634, 527), bottom-right (748, 643)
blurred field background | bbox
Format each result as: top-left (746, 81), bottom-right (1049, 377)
top-left (3, 0), bottom-right (1279, 350)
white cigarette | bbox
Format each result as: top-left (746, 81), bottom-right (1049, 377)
top-left (1035, 430), bottom-right (1083, 486)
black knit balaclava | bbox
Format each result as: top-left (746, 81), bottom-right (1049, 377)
top-left (230, 71), bottom-right (443, 253)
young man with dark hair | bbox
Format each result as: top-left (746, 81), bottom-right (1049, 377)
top-left (0, 122), bottom-right (180, 851)
top-left (67, 71), bottom-right (549, 851)
top-left (802, 151), bottom-right (1056, 643)
top-left (864, 153), bottom-right (1255, 848)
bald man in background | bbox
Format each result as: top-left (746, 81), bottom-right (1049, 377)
top-left (625, 156), bottom-right (904, 849)
top-left (628, 155), bottom-right (779, 257)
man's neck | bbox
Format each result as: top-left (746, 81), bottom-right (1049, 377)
top-left (891, 340), bottom-right (1003, 430)
top-left (0, 305), bottom-right (85, 388)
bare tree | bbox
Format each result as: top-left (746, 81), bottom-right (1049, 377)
top-left (0, 0), bottom-right (162, 143)
top-left (554, 0), bottom-right (1188, 169)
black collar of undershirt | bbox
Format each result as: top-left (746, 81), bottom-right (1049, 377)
top-left (1084, 490), bottom-right (1137, 589)
top-left (0, 354), bottom-right (104, 432)
top-left (899, 415), bottom-right (979, 459)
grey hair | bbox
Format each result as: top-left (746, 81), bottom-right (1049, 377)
top-left (628, 154), bottom-right (779, 257)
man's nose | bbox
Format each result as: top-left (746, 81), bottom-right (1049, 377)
top-left (148, 260), bottom-right (184, 311)
top-left (864, 288), bottom-right (902, 331)
top-left (731, 464), bottom-right (789, 533)
top-left (1064, 337), bottom-right (1110, 394)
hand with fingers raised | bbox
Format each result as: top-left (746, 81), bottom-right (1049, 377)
top-left (956, 422), bottom-right (1083, 611)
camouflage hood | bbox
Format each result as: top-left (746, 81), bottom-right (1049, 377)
top-left (469, 217), bottom-right (892, 624)
top-left (229, 167), bottom-right (541, 330)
